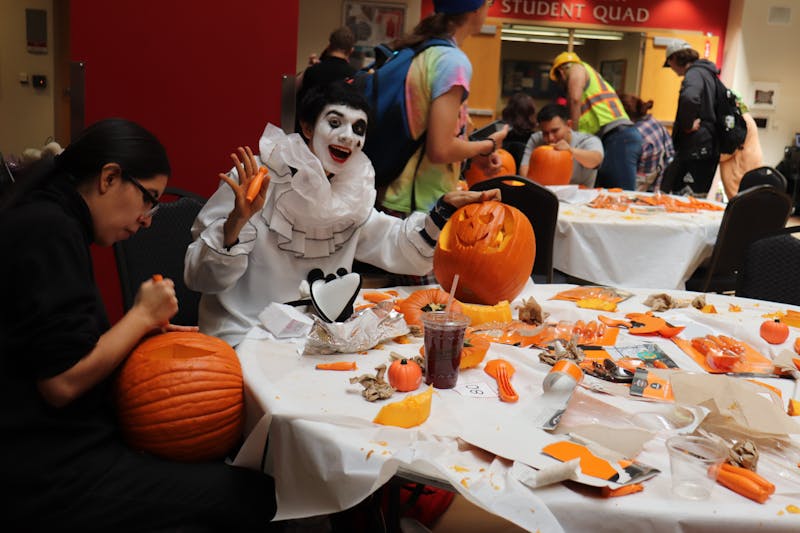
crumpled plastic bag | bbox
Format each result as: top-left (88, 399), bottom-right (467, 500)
top-left (303, 300), bottom-right (409, 355)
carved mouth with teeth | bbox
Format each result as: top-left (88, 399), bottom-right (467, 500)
top-left (328, 145), bottom-right (351, 164)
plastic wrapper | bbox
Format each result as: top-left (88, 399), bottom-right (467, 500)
top-left (303, 300), bottom-right (409, 355)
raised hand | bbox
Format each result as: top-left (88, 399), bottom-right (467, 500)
top-left (219, 146), bottom-right (270, 248)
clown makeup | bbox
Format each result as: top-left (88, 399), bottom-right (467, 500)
top-left (311, 104), bottom-right (368, 175)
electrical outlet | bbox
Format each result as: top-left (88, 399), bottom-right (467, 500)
top-left (32, 75), bottom-right (47, 89)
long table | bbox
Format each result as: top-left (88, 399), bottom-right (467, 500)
top-left (233, 282), bottom-right (800, 532)
top-left (552, 189), bottom-right (724, 290)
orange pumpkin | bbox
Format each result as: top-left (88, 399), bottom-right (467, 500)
top-left (526, 145), bottom-right (573, 186)
top-left (115, 332), bottom-right (244, 462)
top-left (794, 337), bottom-right (800, 355)
top-left (398, 288), bottom-right (463, 328)
top-left (388, 358), bottom-right (423, 392)
top-left (464, 148), bottom-right (517, 188)
top-left (434, 201), bottom-right (535, 305)
top-left (460, 333), bottom-right (491, 369)
top-left (760, 319), bottom-right (789, 345)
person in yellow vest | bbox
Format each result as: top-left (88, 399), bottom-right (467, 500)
top-left (549, 51), bottom-right (643, 190)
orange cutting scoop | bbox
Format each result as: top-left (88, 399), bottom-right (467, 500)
top-left (245, 166), bottom-right (269, 202)
top-left (484, 359), bottom-right (519, 403)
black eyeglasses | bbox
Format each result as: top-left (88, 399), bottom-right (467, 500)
top-left (124, 174), bottom-right (160, 218)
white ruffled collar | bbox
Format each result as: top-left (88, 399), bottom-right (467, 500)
top-left (258, 124), bottom-right (376, 258)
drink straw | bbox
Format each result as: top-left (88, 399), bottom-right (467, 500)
top-left (445, 274), bottom-right (459, 316)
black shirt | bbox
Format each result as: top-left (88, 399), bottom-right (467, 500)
top-left (0, 178), bottom-right (119, 491)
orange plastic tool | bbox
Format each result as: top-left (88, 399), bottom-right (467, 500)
top-left (151, 274), bottom-right (167, 331)
top-left (484, 359), bottom-right (519, 403)
top-left (315, 361), bottom-right (357, 371)
top-left (542, 441), bottom-right (618, 481)
top-left (245, 166), bottom-right (269, 202)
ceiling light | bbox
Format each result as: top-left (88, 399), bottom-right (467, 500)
top-left (500, 35), bottom-right (585, 46)
top-left (502, 24), bottom-right (623, 41)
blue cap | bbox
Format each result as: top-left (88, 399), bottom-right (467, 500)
top-left (434, 0), bottom-right (485, 14)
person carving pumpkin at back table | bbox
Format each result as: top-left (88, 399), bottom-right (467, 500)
top-left (549, 51), bottom-right (642, 191)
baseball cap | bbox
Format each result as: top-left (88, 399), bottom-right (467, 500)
top-left (433, 0), bottom-right (485, 14)
top-left (663, 39), bottom-right (693, 67)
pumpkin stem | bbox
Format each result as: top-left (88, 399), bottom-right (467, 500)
top-left (400, 359), bottom-right (408, 365)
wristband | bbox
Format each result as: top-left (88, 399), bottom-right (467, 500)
top-left (479, 137), bottom-right (496, 157)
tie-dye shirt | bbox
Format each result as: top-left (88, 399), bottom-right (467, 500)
top-left (380, 43), bottom-right (472, 214)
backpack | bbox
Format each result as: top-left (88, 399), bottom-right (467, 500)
top-left (348, 38), bottom-right (455, 188)
top-left (712, 76), bottom-right (748, 155)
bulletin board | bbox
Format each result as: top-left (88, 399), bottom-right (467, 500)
top-left (502, 60), bottom-right (558, 99)
top-left (343, 2), bottom-right (406, 68)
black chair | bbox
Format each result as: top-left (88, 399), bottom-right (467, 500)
top-left (738, 166), bottom-right (788, 194)
top-left (736, 225), bottom-right (800, 305)
top-left (470, 176), bottom-right (559, 283)
top-left (0, 152), bottom-right (15, 200)
top-left (685, 185), bottom-right (793, 293)
top-left (502, 141), bottom-right (528, 173)
top-left (114, 187), bottom-right (206, 325)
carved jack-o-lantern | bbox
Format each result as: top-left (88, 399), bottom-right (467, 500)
top-left (434, 201), bottom-right (535, 305)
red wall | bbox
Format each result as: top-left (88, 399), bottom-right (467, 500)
top-left (71, 0), bottom-right (299, 322)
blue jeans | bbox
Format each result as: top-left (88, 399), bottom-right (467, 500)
top-left (596, 125), bottom-right (643, 190)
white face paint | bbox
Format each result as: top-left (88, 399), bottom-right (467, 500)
top-left (311, 104), bottom-right (368, 175)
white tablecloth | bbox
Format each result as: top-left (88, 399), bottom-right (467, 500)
top-left (554, 194), bottom-right (724, 290)
top-left (234, 282), bottom-right (800, 532)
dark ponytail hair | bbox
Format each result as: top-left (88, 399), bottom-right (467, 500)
top-left (2, 118), bottom-right (169, 210)
top-left (502, 92), bottom-right (537, 136)
top-left (618, 93), bottom-right (654, 122)
top-left (390, 12), bottom-right (468, 50)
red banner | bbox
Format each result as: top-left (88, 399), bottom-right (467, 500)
top-left (421, 0), bottom-right (729, 37)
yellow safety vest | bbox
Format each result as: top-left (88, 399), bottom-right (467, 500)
top-left (577, 62), bottom-right (628, 134)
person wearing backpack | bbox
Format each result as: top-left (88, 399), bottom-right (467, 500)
top-left (662, 39), bottom-right (721, 195)
top-left (376, 0), bottom-right (507, 218)
top-left (718, 95), bottom-right (764, 199)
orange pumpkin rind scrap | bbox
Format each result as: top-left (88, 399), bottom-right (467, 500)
top-left (373, 386), bottom-right (433, 428)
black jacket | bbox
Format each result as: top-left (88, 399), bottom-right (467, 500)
top-left (672, 59), bottom-right (719, 160)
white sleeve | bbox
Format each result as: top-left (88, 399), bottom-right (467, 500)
top-left (183, 179), bottom-right (260, 294)
top-left (354, 209), bottom-right (440, 276)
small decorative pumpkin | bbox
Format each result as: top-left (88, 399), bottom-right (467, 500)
top-left (526, 145), bottom-right (573, 186)
top-left (434, 201), bottom-right (535, 305)
top-left (464, 148), bottom-right (517, 188)
top-left (388, 358), bottom-right (423, 392)
top-left (760, 319), bottom-right (789, 345)
top-left (794, 337), bottom-right (800, 355)
top-left (397, 288), bottom-right (463, 329)
top-left (115, 332), bottom-right (244, 462)
top-left (460, 333), bottom-right (491, 369)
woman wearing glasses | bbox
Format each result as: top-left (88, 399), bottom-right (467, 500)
top-left (0, 118), bottom-right (276, 532)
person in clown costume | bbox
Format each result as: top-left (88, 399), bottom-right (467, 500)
top-left (185, 81), bottom-right (498, 347)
